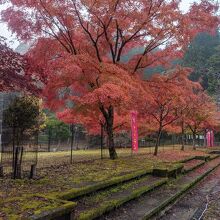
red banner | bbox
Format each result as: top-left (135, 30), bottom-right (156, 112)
top-left (131, 111), bottom-right (138, 152)
top-left (206, 130), bottom-right (214, 147)
top-left (206, 131), bottom-right (211, 147)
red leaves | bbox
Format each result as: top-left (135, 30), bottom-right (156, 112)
top-left (137, 66), bottom-right (219, 136)
top-left (185, 92), bottom-right (219, 133)
top-left (1, 0), bottom-right (219, 73)
top-left (0, 38), bottom-right (38, 93)
top-left (1, 0), bottom-right (219, 136)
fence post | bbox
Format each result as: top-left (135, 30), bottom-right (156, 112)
top-left (16, 164), bottom-right (22, 179)
top-left (70, 124), bottom-right (74, 164)
top-left (0, 165), bottom-right (3, 178)
top-left (30, 164), bottom-right (36, 179)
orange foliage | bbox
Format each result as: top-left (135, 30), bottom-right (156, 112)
top-left (1, 0), bottom-right (219, 157)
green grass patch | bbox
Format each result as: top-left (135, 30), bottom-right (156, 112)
top-left (58, 168), bottom-right (152, 200)
top-left (0, 195), bottom-right (76, 220)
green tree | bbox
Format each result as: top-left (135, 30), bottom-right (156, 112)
top-left (206, 45), bottom-right (220, 95)
top-left (4, 95), bottom-right (46, 148)
top-left (45, 114), bottom-right (71, 151)
top-left (183, 31), bottom-right (220, 86)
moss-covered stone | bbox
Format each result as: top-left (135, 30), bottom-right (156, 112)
top-left (195, 155), bottom-right (210, 161)
top-left (0, 195), bottom-right (76, 220)
top-left (153, 163), bottom-right (183, 178)
top-left (77, 178), bottom-right (167, 220)
top-left (143, 161), bottom-right (220, 220)
top-left (183, 160), bottom-right (206, 174)
top-left (58, 168), bottom-right (152, 200)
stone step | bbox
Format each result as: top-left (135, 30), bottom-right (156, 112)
top-left (183, 159), bottom-right (205, 173)
top-left (58, 169), bottom-right (152, 200)
top-left (73, 175), bottom-right (167, 220)
top-left (98, 157), bottom-right (220, 220)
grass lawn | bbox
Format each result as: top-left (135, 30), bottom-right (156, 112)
top-left (0, 147), bottom-right (207, 198)
top-left (36, 145), bottom-right (193, 168)
top-left (0, 146), bottom-right (211, 219)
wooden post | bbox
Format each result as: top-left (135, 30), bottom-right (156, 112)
top-left (0, 165), bottom-right (3, 178)
top-left (30, 164), bottom-right (36, 179)
top-left (16, 164), bottom-right (22, 179)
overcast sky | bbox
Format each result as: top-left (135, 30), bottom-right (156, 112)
top-left (0, 0), bottom-right (200, 49)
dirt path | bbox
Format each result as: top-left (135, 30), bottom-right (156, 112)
top-left (157, 165), bottom-right (220, 220)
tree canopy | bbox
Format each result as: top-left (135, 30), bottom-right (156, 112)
top-left (0, 37), bottom-right (39, 93)
top-left (4, 95), bottom-right (46, 146)
top-left (1, 0), bottom-right (219, 158)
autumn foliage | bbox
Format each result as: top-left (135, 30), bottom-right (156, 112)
top-left (1, 0), bottom-right (220, 158)
top-left (0, 37), bottom-right (38, 93)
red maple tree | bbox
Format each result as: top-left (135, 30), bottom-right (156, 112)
top-left (185, 92), bottom-right (218, 149)
top-left (1, 0), bottom-right (219, 158)
top-left (140, 67), bottom-right (200, 155)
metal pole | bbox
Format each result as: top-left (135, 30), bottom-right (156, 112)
top-left (76, 127), bottom-right (79, 150)
top-left (130, 130), bottom-right (133, 157)
top-left (101, 124), bottom-right (104, 159)
top-left (70, 124), bottom-right (74, 164)
top-left (48, 129), bottom-right (51, 152)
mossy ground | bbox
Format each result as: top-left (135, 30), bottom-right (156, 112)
top-left (0, 147), bottom-right (211, 219)
top-left (0, 195), bottom-right (75, 220)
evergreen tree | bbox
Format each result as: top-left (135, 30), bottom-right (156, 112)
top-left (183, 31), bottom-right (220, 88)
top-left (207, 45), bottom-right (220, 95)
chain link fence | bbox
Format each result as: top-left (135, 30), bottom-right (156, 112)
top-left (0, 93), bottom-right (211, 177)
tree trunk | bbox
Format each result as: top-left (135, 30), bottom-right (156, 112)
top-left (106, 107), bottom-right (117, 159)
top-left (48, 129), bottom-right (51, 152)
top-left (100, 124), bottom-right (104, 159)
top-left (12, 125), bottom-right (15, 170)
top-left (16, 129), bottom-right (23, 148)
top-left (154, 127), bottom-right (162, 156)
top-left (100, 105), bottom-right (117, 160)
top-left (106, 121), bottom-right (117, 159)
top-left (192, 133), bottom-right (196, 150)
top-left (181, 121), bottom-right (185, 151)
